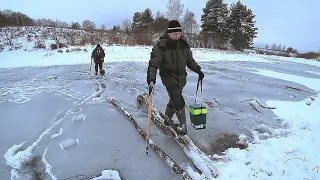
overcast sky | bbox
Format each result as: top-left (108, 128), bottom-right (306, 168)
top-left (2, 0), bottom-right (319, 52)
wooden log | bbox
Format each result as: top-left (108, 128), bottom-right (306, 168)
top-left (137, 93), bottom-right (219, 179)
top-left (108, 98), bottom-right (193, 180)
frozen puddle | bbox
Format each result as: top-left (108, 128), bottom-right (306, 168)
top-left (59, 138), bottom-right (79, 149)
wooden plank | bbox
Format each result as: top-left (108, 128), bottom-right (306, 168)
top-left (108, 98), bottom-right (193, 180)
top-left (137, 93), bottom-right (219, 179)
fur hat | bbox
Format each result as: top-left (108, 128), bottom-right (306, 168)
top-left (167, 20), bottom-right (182, 33)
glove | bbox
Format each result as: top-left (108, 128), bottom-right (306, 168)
top-left (195, 65), bottom-right (204, 80)
top-left (198, 70), bottom-right (204, 80)
top-left (147, 76), bottom-right (156, 85)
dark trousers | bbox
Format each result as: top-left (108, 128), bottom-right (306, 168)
top-left (165, 84), bottom-right (185, 111)
top-left (94, 59), bottom-right (103, 73)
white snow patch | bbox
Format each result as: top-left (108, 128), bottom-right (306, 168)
top-left (252, 69), bottom-right (320, 92)
top-left (213, 71), bottom-right (320, 179)
top-left (51, 128), bottom-right (63, 138)
top-left (93, 169), bottom-right (121, 180)
top-left (42, 148), bottom-right (57, 180)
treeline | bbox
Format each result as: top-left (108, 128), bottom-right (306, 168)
top-left (265, 43), bottom-right (297, 53)
top-left (1, 0), bottom-right (259, 51)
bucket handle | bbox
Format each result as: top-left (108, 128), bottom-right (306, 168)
top-left (194, 79), bottom-right (203, 106)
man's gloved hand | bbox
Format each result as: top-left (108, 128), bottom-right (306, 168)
top-left (147, 76), bottom-right (155, 95)
top-left (195, 65), bottom-right (204, 80)
top-left (147, 77), bottom-right (156, 86)
top-left (198, 70), bottom-right (204, 80)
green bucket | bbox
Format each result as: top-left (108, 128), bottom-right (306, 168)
top-left (188, 103), bottom-right (207, 130)
top-left (189, 79), bottom-right (207, 130)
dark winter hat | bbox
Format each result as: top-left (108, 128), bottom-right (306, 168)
top-left (167, 20), bottom-right (182, 33)
top-left (97, 44), bottom-right (101, 47)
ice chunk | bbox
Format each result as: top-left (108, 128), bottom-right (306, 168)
top-left (60, 138), bottom-right (79, 149)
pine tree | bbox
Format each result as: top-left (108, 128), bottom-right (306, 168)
top-left (131, 12), bottom-right (142, 33)
top-left (271, 43), bottom-right (277, 50)
top-left (282, 45), bottom-right (286, 52)
top-left (153, 11), bottom-right (169, 32)
top-left (131, 9), bottom-right (154, 33)
top-left (277, 44), bottom-right (282, 51)
top-left (140, 8), bottom-right (154, 33)
top-left (265, 44), bottom-right (269, 49)
top-left (200, 0), bottom-right (229, 48)
top-left (228, 1), bottom-right (258, 51)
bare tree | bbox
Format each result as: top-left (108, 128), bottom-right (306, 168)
top-left (82, 20), bottom-right (96, 32)
top-left (101, 24), bottom-right (106, 30)
top-left (182, 9), bottom-right (199, 34)
top-left (166, 0), bottom-right (184, 21)
top-left (71, 22), bottom-right (81, 29)
top-left (121, 18), bottom-right (132, 34)
top-left (56, 20), bottom-right (68, 28)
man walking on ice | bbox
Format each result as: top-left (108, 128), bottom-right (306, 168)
top-left (91, 44), bottom-right (105, 75)
top-left (147, 20), bottom-right (205, 135)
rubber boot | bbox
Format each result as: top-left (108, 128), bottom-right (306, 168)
top-left (175, 108), bottom-right (187, 135)
top-left (164, 103), bottom-right (175, 126)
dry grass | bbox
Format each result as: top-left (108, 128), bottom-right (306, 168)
top-left (202, 133), bottom-right (247, 155)
top-left (34, 39), bottom-right (46, 49)
top-left (50, 43), bottom-right (58, 50)
top-left (297, 52), bottom-right (320, 60)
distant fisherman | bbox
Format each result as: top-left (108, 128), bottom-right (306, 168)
top-left (91, 44), bottom-right (105, 75)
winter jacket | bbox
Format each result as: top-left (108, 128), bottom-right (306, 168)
top-left (91, 47), bottom-right (105, 63)
top-left (147, 33), bottom-right (201, 88)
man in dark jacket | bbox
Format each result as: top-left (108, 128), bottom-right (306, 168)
top-left (91, 44), bottom-right (105, 75)
top-left (147, 20), bottom-right (204, 135)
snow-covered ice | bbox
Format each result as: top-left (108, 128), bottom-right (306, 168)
top-left (1, 28), bottom-right (320, 179)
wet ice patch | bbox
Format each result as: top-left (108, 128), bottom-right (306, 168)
top-left (60, 138), bottom-right (79, 149)
top-left (93, 169), bottom-right (121, 180)
top-left (203, 133), bottom-right (247, 155)
top-left (4, 111), bottom-right (68, 178)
